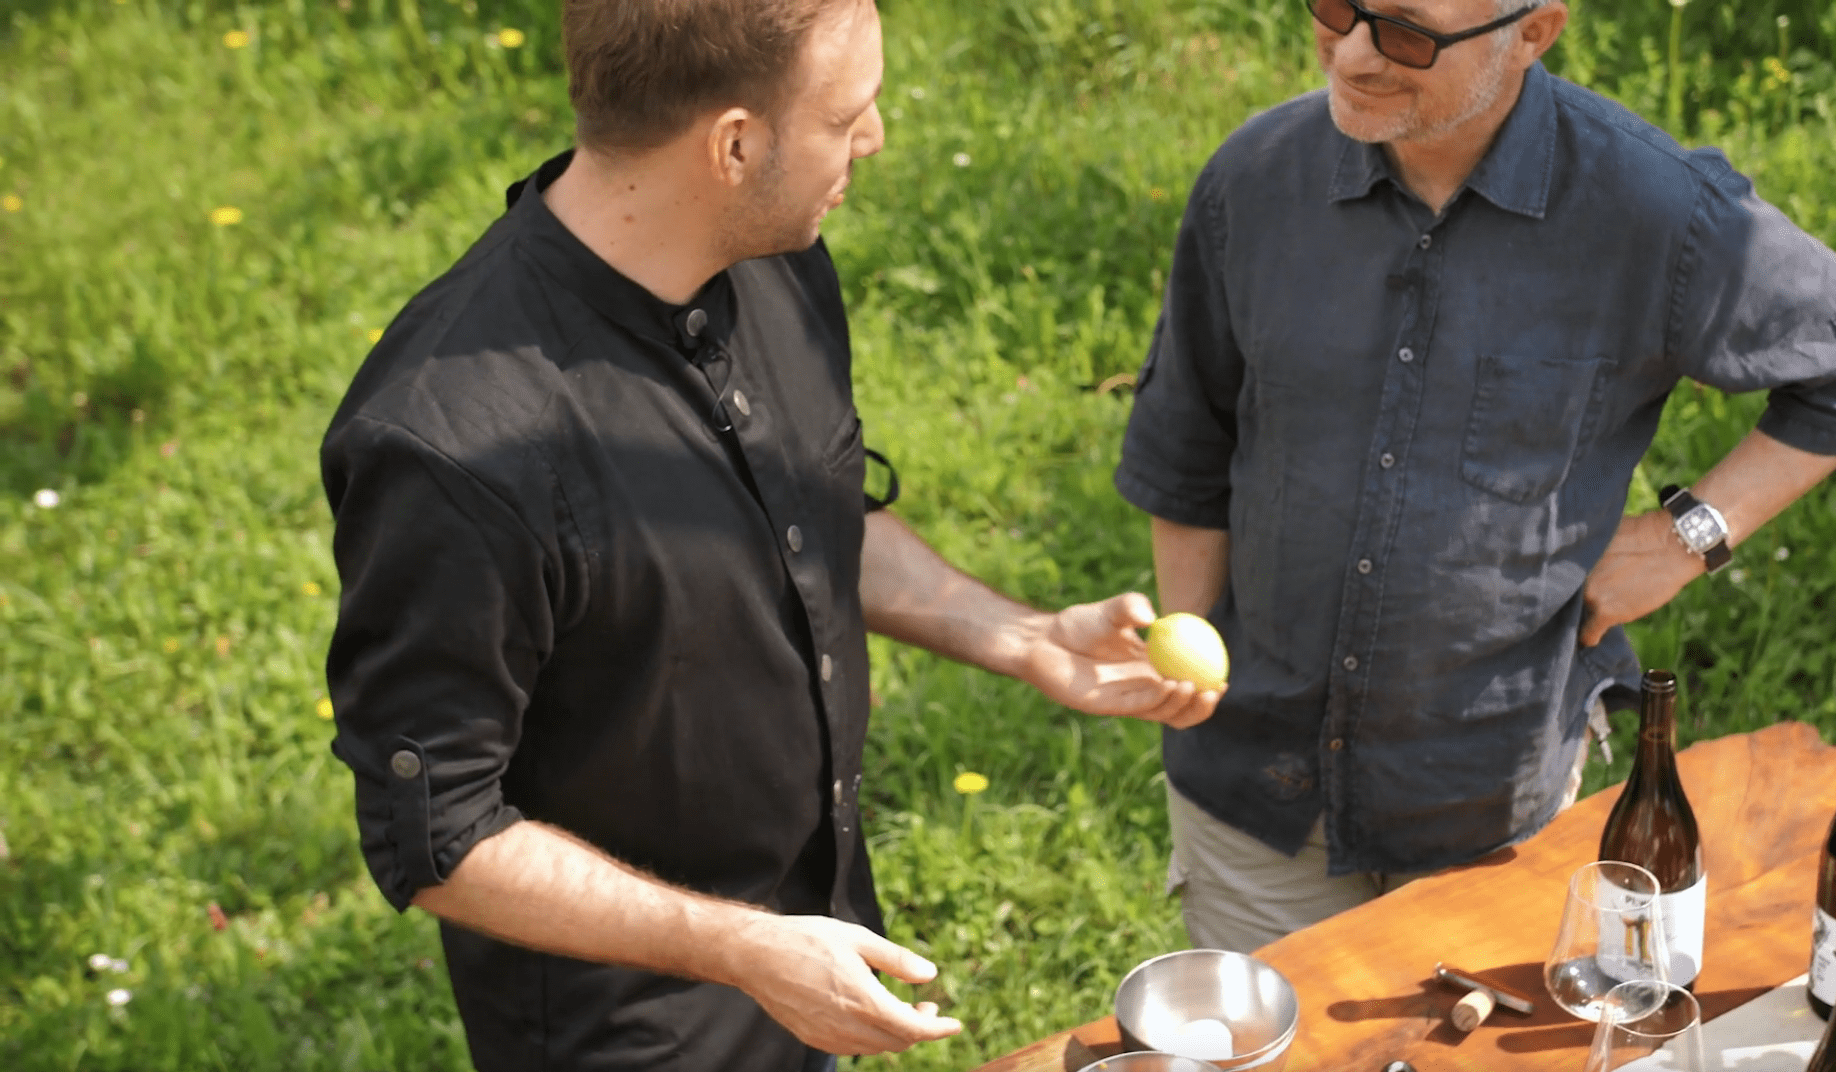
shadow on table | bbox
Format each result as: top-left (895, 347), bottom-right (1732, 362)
top-left (1328, 956), bottom-right (1774, 1054)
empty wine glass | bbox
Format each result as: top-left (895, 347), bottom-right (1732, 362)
top-left (1582, 980), bottom-right (1706, 1071)
top-left (1544, 861), bottom-right (1671, 1021)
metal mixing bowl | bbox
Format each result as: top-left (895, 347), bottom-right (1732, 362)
top-left (1114, 950), bottom-right (1300, 1071)
top-left (1074, 1054), bottom-right (1219, 1072)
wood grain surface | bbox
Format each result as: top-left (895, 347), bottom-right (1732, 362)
top-left (969, 722), bottom-right (1836, 1072)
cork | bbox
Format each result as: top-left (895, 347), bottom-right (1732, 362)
top-left (1450, 987), bottom-right (1497, 1032)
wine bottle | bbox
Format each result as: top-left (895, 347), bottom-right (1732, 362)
top-left (1812, 807), bottom-right (1836, 1020)
top-left (1599, 669), bottom-right (1705, 988)
top-left (1808, 998), bottom-right (1836, 1072)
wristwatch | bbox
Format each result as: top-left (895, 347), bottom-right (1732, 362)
top-left (1658, 484), bottom-right (1732, 573)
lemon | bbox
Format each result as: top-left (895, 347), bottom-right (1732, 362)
top-left (1146, 613), bottom-right (1229, 690)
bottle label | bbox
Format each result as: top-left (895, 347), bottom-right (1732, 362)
top-left (1657, 876), bottom-right (1706, 987)
top-left (1814, 907), bottom-right (1836, 1005)
top-left (1594, 878), bottom-right (1664, 983)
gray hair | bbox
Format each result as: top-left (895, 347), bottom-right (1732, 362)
top-left (1496, 0), bottom-right (1549, 15)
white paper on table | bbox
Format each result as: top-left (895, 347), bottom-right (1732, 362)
top-left (1619, 975), bottom-right (1828, 1071)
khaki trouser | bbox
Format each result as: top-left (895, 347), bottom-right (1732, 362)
top-left (1167, 701), bottom-right (1602, 953)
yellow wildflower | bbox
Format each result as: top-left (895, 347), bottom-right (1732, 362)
top-left (496, 28), bottom-right (526, 48)
top-left (2, 195), bottom-right (21, 213)
top-left (209, 206), bottom-right (243, 227)
top-left (367, 328), bottom-right (384, 344)
top-left (223, 30), bottom-right (250, 49)
top-left (953, 771), bottom-right (989, 795)
top-left (215, 635), bottom-right (232, 657)
top-left (302, 581), bottom-right (322, 596)
top-left (162, 638), bottom-right (180, 654)
top-left (316, 697), bottom-right (335, 720)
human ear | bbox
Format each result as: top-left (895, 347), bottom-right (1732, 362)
top-left (1516, 1), bottom-right (1569, 65)
top-left (705, 107), bottom-right (755, 187)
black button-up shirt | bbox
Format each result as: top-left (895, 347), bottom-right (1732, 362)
top-left (1116, 64), bottom-right (1836, 876)
top-left (321, 151), bottom-right (879, 1071)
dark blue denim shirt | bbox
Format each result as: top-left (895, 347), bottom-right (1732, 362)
top-left (1115, 63), bottom-right (1836, 876)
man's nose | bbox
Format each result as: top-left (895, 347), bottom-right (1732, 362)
top-left (855, 101), bottom-right (886, 159)
top-left (1331, 17), bottom-right (1390, 76)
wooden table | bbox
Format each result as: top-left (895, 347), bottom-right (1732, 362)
top-left (972, 722), bottom-right (1836, 1072)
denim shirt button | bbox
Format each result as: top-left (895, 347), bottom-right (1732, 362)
top-left (1329, 737), bottom-right (1345, 751)
top-left (1342, 655), bottom-right (1359, 671)
top-left (1380, 452), bottom-right (1396, 469)
top-left (1418, 234), bottom-right (1432, 249)
top-left (1398, 347), bottom-right (1414, 363)
top-left (1357, 558), bottom-right (1373, 574)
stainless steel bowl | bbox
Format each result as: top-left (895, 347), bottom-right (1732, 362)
top-left (1074, 1054), bottom-right (1220, 1072)
top-left (1114, 950), bottom-right (1300, 1071)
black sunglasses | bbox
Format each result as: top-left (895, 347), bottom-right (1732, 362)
top-left (1309, 0), bottom-right (1538, 69)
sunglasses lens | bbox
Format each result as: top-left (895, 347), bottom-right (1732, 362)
top-left (1372, 22), bottom-right (1438, 67)
top-left (1310, 0), bottom-right (1358, 34)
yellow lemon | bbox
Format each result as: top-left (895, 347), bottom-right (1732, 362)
top-left (1146, 613), bottom-right (1228, 690)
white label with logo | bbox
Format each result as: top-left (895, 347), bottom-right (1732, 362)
top-left (1595, 878), bottom-right (1662, 983)
top-left (1813, 906), bottom-right (1836, 1005)
top-left (1657, 875), bottom-right (1706, 988)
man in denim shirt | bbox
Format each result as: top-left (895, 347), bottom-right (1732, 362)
top-left (1115, 0), bottom-right (1836, 951)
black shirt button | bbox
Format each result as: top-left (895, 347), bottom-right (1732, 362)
top-left (832, 779), bottom-right (844, 807)
top-left (787, 525), bottom-right (803, 553)
top-left (1343, 655), bottom-right (1359, 671)
top-left (684, 308), bottom-right (707, 337)
top-left (820, 653), bottom-right (832, 682)
top-left (1418, 234), bottom-right (1432, 249)
top-left (390, 750), bottom-right (422, 779)
top-left (1357, 558), bottom-right (1373, 574)
top-left (732, 390), bottom-right (751, 417)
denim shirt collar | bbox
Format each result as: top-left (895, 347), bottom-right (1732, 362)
top-left (1326, 61), bottom-right (1557, 219)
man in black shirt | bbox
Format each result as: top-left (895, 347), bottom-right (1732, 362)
top-left (320, 1), bottom-right (1219, 1069)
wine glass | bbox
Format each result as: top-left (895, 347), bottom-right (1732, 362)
top-left (1544, 861), bottom-right (1671, 1021)
top-left (1582, 980), bottom-right (1706, 1071)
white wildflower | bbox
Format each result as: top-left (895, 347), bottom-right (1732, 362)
top-left (1774, 545), bottom-right (1790, 562)
top-left (953, 152), bottom-right (971, 167)
top-left (88, 953), bottom-right (113, 972)
top-left (106, 988), bottom-right (132, 1007)
top-left (1729, 568), bottom-right (1747, 584)
top-left (33, 488), bottom-right (60, 509)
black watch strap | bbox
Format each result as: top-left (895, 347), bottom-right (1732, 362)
top-left (1658, 484), bottom-right (1732, 573)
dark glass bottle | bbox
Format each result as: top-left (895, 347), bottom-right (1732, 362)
top-left (1599, 669), bottom-right (1705, 988)
top-left (1811, 808), bottom-right (1836, 1020)
top-left (1808, 999), bottom-right (1836, 1072)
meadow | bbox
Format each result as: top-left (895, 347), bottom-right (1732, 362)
top-left (3, 0), bottom-right (1835, 1068)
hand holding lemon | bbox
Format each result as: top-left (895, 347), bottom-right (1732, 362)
top-left (1146, 612), bottom-right (1229, 691)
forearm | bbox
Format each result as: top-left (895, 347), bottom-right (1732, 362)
top-left (858, 510), bottom-right (1043, 677)
top-left (411, 819), bottom-right (762, 988)
top-left (1151, 516), bottom-right (1229, 616)
top-left (1687, 427), bottom-right (1836, 552)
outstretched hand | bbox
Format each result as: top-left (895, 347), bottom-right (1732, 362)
top-left (1018, 592), bottom-right (1221, 729)
top-left (731, 915), bottom-right (961, 1057)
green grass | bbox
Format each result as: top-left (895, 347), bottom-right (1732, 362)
top-left (3, 0), bottom-right (1835, 1068)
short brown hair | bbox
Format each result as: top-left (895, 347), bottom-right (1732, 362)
top-left (564, 0), bottom-right (841, 154)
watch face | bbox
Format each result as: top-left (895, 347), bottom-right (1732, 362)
top-left (1677, 506), bottom-right (1725, 552)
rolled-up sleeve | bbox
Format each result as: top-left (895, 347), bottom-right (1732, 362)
top-left (1114, 162), bottom-right (1245, 528)
top-left (322, 416), bottom-right (549, 911)
top-left (1672, 156), bottom-right (1836, 454)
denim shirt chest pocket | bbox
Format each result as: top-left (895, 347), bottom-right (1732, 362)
top-left (1460, 353), bottom-right (1612, 503)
